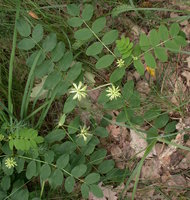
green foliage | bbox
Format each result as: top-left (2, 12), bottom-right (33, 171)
top-left (1, 2), bottom-right (188, 200)
top-left (112, 22), bottom-right (187, 81)
top-left (116, 36), bottom-right (133, 59)
top-left (9, 128), bottom-right (43, 151)
top-left (67, 4), bottom-right (118, 69)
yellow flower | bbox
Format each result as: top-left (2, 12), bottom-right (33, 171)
top-left (5, 157), bottom-right (17, 169)
top-left (116, 59), bottom-right (125, 68)
top-left (69, 82), bottom-right (87, 101)
top-left (146, 66), bottom-right (155, 77)
top-left (106, 84), bottom-right (121, 100)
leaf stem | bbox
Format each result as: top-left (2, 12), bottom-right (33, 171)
top-left (83, 20), bottom-right (117, 58)
top-left (87, 83), bottom-right (112, 91)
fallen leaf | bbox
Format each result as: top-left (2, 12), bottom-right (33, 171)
top-left (136, 80), bottom-right (151, 98)
top-left (167, 175), bottom-right (187, 187)
top-left (130, 130), bottom-right (156, 158)
top-left (178, 152), bottom-right (190, 169)
top-left (28, 11), bottom-right (39, 19)
top-left (187, 56), bottom-right (190, 69)
top-left (141, 158), bottom-right (161, 180)
top-left (30, 77), bottom-right (48, 101)
top-left (182, 71), bottom-right (190, 87)
top-left (107, 124), bottom-right (121, 141)
top-left (89, 182), bottom-right (117, 200)
top-left (159, 133), bottom-right (184, 168)
top-left (171, 77), bottom-right (186, 105)
top-left (170, 13), bottom-right (178, 18)
top-left (182, 24), bottom-right (190, 39)
top-left (111, 145), bottom-right (122, 161)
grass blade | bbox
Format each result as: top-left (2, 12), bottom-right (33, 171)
top-left (20, 50), bottom-right (42, 119)
top-left (120, 140), bottom-right (157, 199)
top-left (8, 0), bottom-right (21, 122)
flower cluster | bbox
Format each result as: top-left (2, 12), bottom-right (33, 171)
top-left (69, 81), bottom-right (87, 101)
top-left (5, 157), bottom-right (17, 169)
top-left (78, 125), bottom-right (91, 141)
top-left (116, 59), bottom-right (125, 68)
top-left (106, 84), bottom-right (121, 100)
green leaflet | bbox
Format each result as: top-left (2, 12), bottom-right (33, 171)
top-left (85, 173), bottom-right (100, 184)
top-left (86, 42), bottom-right (103, 56)
top-left (82, 4), bottom-right (94, 21)
top-left (74, 28), bottom-right (93, 40)
top-left (96, 55), bottom-right (115, 69)
top-left (110, 67), bottom-right (125, 83)
top-left (144, 52), bottom-right (156, 69)
top-left (67, 17), bottom-right (83, 27)
top-left (159, 24), bottom-right (169, 41)
top-left (90, 185), bottom-right (103, 198)
top-left (18, 38), bottom-right (35, 50)
top-left (92, 17), bottom-right (106, 33)
top-left (102, 30), bottom-right (118, 45)
top-left (65, 176), bottom-right (75, 193)
top-left (16, 18), bottom-right (31, 37)
top-left (133, 59), bottom-right (144, 75)
top-left (42, 33), bottom-right (57, 52)
top-left (32, 24), bottom-right (43, 43)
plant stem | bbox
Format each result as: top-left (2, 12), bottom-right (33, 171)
top-left (40, 181), bottom-right (45, 199)
top-left (8, 0), bottom-right (21, 123)
top-left (87, 83), bottom-right (112, 91)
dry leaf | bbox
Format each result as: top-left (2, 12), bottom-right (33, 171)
top-left (159, 133), bottom-right (184, 168)
top-left (130, 130), bottom-right (156, 158)
top-left (170, 12), bottom-right (178, 18)
top-left (30, 77), bottom-right (48, 101)
top-left (107, 124), bottom-right (121, 141)
top-left (167, 175), bottom-right (187, 187)
top-left (136, 80), bottom-right (150, 98)
top-left (111, 146), bottom-right (122, 161)
top-left (28, 11), bottom-right (39, 19)
top-left (141, 158), bottom-right (161, 180)
top-left (171, 77), bottom-right (186, 105)
top-left (187, 56), bottom-right (190, 69)
top-left (182, 70), bottom-right (190, 86)
top-left (182, 24), bottom-right (190, 39)
top-left (178, 152), bottom-right (190, 169)
top-left (89, 183), bottom-right (117, 200)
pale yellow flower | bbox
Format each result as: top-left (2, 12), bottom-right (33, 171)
top-left (78, 125), bottom-right (90, 141)
top-left (116, 59), bottom-right (125, 68)
top-left (5, 157), bottom-right (17, 169)
top-left (69, 82), bottom-right (87, 101)
top-left (106, 85), bottom-right (121, 100)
